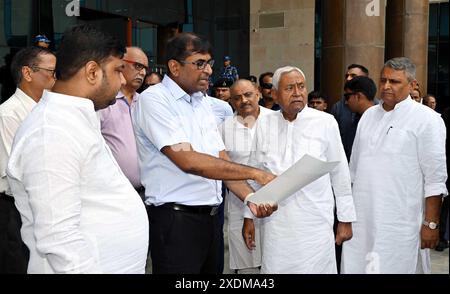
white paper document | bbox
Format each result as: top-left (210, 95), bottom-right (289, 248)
top-left (246, 154), bottom-right (339, 205)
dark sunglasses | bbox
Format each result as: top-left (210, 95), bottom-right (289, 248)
top-left (123, 59), bottom-right (148, 72)
top-left (261, 83), bottom-right (273, 90)
top-left (344, 92), bottom-right (357, 100)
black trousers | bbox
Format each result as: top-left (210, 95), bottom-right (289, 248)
top-left (439, 196), bottom-right (449, 241)
top-left (0, 193), bottom-right (29, 273)
top-left (333, 209), bottom-right (342, 274)
top-left (147, 204), bottom-right (222, 274)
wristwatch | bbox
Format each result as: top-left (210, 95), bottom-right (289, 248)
top-left (422, 220), bottom-right (440, 230)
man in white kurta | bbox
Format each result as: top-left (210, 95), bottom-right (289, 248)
top-left (248, 66), bottom-right (356, 274)
top-left (6, 25), bottom-right (149, 274)
top-left (341, 57), bottom-right (447, 274)
top-left (219, 79), bottom-right (273, 273)
top-left (0, 47), bottom-right (56, 273)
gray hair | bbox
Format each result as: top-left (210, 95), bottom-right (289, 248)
top-left (383, 57), bottom-right (416, 82)
top-left (272, 66), bottom-right (305, 90)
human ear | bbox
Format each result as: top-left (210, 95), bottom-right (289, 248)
top-left (168, 59), bottom-right (180, 77)
top-left (21, 66), bottom-right (33, 82)
top-left (85, 61), bottom-right (101, 85)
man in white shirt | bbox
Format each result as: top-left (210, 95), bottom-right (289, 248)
top-left (207, 95), bottom-right (233, 125)
top-left (219, 79), bottom-right (273, 274)
top-left (6, 25), bottom-right (149, 274)
top-left (247, 66), bottom-right (356, 274)
top-left (0, 46), bottom-right (56, 273)
top-left (341, 57), bottom-right (448, 274)
top-left (132, 32), bottom-right (277, 274)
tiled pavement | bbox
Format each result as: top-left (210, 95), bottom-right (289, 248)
top-left (146, 216), bottom-right (449, 274)
top-left (431, 246), bottom-right (449, 274)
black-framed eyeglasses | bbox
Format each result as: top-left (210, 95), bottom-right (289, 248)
top-left (123, 59), bottom-right (148, 72)
top-left (178, 59), bottom-right (215, 70)
top-left (30, 66), bottom-right (56, 78)
top-left (261, 83), bottom-right (273, 90)
top-left (344, 92), bottom-right (358, 101)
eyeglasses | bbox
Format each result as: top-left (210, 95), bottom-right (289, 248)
top-left (123, 59), bottom-right (148, 72)
top-left (344, 92), bottom-right (357, 101)
top-left (261, 83), bottom-right (273, 90)
top-left (30, 66), bottom-right (56, 78)
top-left (178, 59), bottom-right (215, 70)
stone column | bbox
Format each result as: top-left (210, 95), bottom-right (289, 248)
top-left (321, 0), bottom-right (386, 106)
top-left (250, 0), bottom-right (316, 91)
top-left (386, 0), bottom-right (429, 94)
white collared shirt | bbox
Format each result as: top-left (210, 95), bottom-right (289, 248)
top-left (207, 96), bottom-right (233, 125)
top-left (0, 88), bottom-right (37, 195)
top-left (132, 75), bottom-right (225, 206)
top-left (7, 91), bottom-right (149, 273)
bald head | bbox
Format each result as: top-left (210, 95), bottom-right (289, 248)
top-left (125, 47), bottom-right (146, 59)
top-left (230, 79), bottom-right (258, 93)
top-left (230, 79), bottom-right (261, 119)
top-left (123, 47), bottom-right (149, 91)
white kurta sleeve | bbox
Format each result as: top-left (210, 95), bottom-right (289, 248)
top-left (10, 128), bottom-right (102, 273)
top-left (327, 118), bottom-right (357, 222)
top-left (0, 115), bottom-right (20, 180)
top-left (417, 114), bottom-right (448, 198)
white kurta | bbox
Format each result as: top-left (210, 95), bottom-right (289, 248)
top-left (248, 107), bottom-right (356, 274)
top-left (342, 97), bottom-right (448, 274)
top-left (0, 88), bottom-right (36, 195)
top-left (7, 91), bottom-right (149, 274)
top-left (219, 106), bottom-right (273, 270)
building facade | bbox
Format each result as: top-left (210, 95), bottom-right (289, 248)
top-left (0, 0), bottom-right (448, 112)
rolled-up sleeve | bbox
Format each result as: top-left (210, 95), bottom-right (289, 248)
top-left (418, 114), bottom-right (448, 198)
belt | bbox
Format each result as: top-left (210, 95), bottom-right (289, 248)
top-left (161, 202), bottom-right (220, 216)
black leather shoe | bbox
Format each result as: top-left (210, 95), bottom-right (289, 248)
top-left (435, 240), bottom-right (449, 252)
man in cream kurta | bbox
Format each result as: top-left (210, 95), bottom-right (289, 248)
top-left (248, 66), bottom-right (356, 273)
top-left (341, 57), bottom-right (447, 274)
top-left (219, 79), bottom-right (273, 273)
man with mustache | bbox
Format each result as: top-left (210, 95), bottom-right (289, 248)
top-left (220, 79), bottom-right (274, 274)
top-left (99, 47), bottom-right (148, 198)
top-left (245, 66), bottom-right (356, 273)
top-left (132, 32), bottom-right (278, 274)
top-left (341, 57), bottom-right (447, 274)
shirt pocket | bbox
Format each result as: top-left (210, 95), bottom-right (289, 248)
top-left (296, 134), bottom-right (325, 159)
top-left (380, 128), bottom-right (415, 156)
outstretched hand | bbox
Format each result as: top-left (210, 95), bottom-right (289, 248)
top-left (247, 201), bottom-right (278, 218)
